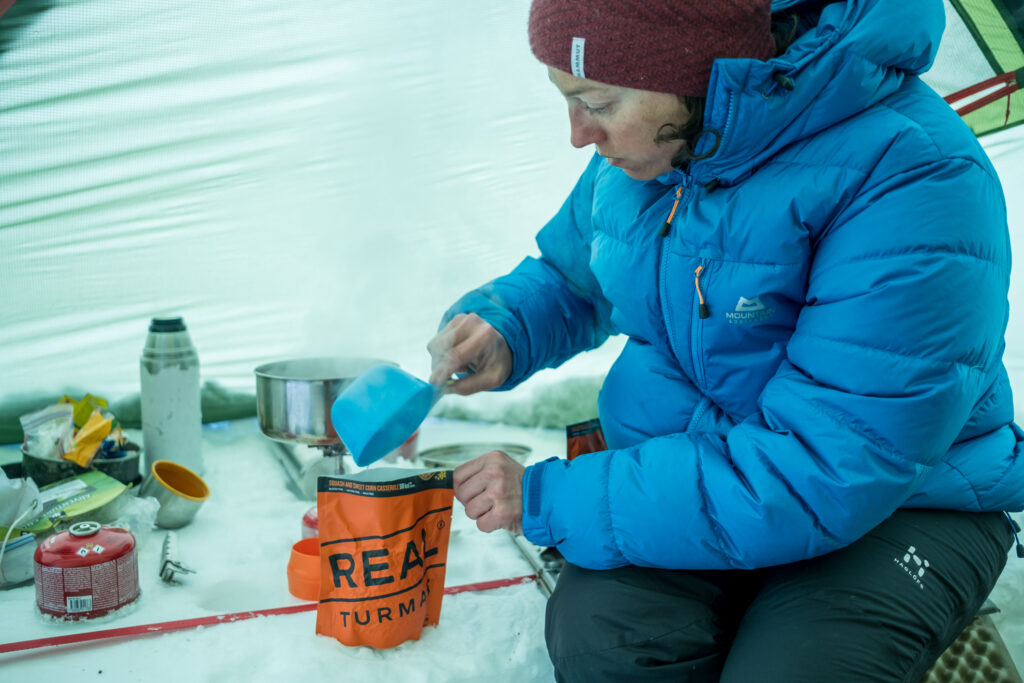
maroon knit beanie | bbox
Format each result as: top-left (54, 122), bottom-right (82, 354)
top-left (528, 0), bottom-right (776, 96)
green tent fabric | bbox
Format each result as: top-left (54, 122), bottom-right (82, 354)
top-left (933, 0), bottom-right (1024, 135)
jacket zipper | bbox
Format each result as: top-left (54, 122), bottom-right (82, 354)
top-left (658, 178), bottom-right (692, 373)
top-left (691, 258), bottom-right (710, 390)
top-left (656, 178), bottom-right (709, 392)
top-left (694, 264), bottom-right (710, 319)
top-left (658, 185), bottom-right (684, 237)
top-left (718, 90), bottom-right (738, 162)
top-left (686, 395), bottom-right (712, 433)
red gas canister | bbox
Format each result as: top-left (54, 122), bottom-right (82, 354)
top-left (301, 505), bottom-right (318, 538)
top-left (33, 521), bottom-right (140, 619)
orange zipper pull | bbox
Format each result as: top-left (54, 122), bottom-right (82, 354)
top-left (658, 186), bottom-right (683, 237)
top-left (694, 265), bottom-right (710, 319)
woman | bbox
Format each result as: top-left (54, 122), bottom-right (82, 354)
top-left (427, 0), bottom-right (1024, 680)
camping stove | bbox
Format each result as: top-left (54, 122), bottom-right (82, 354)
top-left (268, 441), bottom-right (347, 500)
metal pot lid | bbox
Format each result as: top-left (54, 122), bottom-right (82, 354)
top-left (418, 442), bottom-right (532, 469)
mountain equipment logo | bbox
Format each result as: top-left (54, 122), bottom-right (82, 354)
top-left (894, 545), bottom-right (930, 589)
top-left (735, 297), bottom-right (765, 312)
top-left (726, 296), bottom-right (774, 324)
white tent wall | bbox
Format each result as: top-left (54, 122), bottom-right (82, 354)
top-left (0, 0), bottom-right (1021, 417)
top-left (0, 0), bottom-right (611, 412)
top-left (989, 127), bottom-right (1024, 405)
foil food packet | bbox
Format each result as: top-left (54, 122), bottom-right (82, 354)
top-left (316, 467), bottom-right (454, 649)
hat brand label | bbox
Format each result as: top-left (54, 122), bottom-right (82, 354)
top-left (571, 37), bottom-right (585, 78)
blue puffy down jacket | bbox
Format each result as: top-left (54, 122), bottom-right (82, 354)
top-left (443, 0), bottom-right (1024, 570)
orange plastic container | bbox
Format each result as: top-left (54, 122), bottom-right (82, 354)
top-left (287, 537), bottom-right (320, 601)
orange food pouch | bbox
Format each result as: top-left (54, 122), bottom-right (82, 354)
top-left (316, 468), bottom-right (454, 649)
top-left (566, 418), bottom-right (607, 460)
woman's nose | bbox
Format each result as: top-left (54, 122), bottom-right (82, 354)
top-left (568, 108), bottom-right (605, 148)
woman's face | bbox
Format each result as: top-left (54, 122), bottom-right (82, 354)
top-left (548, 67), bottom-right (690, 181)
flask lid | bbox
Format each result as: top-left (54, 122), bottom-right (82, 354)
top-left (149, 317), bottom-right (187, 333)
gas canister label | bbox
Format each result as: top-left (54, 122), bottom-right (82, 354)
top-left (67, 595), bottom-right (93, 613)
top-left (34, 546), bottom-right (139, 619)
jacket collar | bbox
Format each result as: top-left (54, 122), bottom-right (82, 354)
top-left (680, 0), bottom-right (944, 187)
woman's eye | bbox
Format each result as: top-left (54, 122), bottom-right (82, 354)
top-left (580, 101), bottom-right (610, 115)
top-left (570, 95), bottom-right (611, 115)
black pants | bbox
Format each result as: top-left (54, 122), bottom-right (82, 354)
top-left (545, 509), bottom-right (1014, 682)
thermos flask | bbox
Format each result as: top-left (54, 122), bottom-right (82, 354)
top-left (140, 317), bottom-right (204, 475)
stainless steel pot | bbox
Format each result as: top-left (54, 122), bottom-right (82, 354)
top-left (254, 357), bottom-right (396, 446)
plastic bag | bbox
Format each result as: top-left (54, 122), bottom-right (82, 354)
top-left (316, 467), bottom-right (454, 649)
top-left (0, 469), bottom-right (42, 588)
top-left (0, 468), bottom-right (41, 532)
top-left (110, 494), bottom-right (160, 552)
top-left (19, 403), bottom-right (74, 460)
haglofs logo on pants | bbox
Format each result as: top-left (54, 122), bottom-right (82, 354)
top-left (894, 545), bottom-right (930, 589)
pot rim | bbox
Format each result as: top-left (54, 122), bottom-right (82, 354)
top-left (254, 356), bottom-right (397, 382)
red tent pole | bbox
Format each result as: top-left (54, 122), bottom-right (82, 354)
top-left (0, 573), bottom-right (537, 655)
top-left (943, 70), bottom-right (1021, 118)
top-left (944, 71), bottom-right (1018, 104)
top-left (951, 82), bottom-right (1020, 117)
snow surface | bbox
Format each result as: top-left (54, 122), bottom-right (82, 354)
top-left (1, 418), bottom-right (1022, 681)
top-left (0, 418), bottom-right (563, 681)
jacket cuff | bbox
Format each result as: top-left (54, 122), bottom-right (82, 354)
top-left (520, 456), bottom-right (563, 547)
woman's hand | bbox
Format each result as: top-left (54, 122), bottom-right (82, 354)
top-left (427, 313), bottom-right (512, 395)
top-left (453, 450), bottom-right (525, 534)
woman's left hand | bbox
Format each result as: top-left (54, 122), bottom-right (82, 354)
top-left (453, 450), bottom-right (525, 535)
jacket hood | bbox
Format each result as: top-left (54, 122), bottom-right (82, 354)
top-left (672, 0), bottom-right (945, 187)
